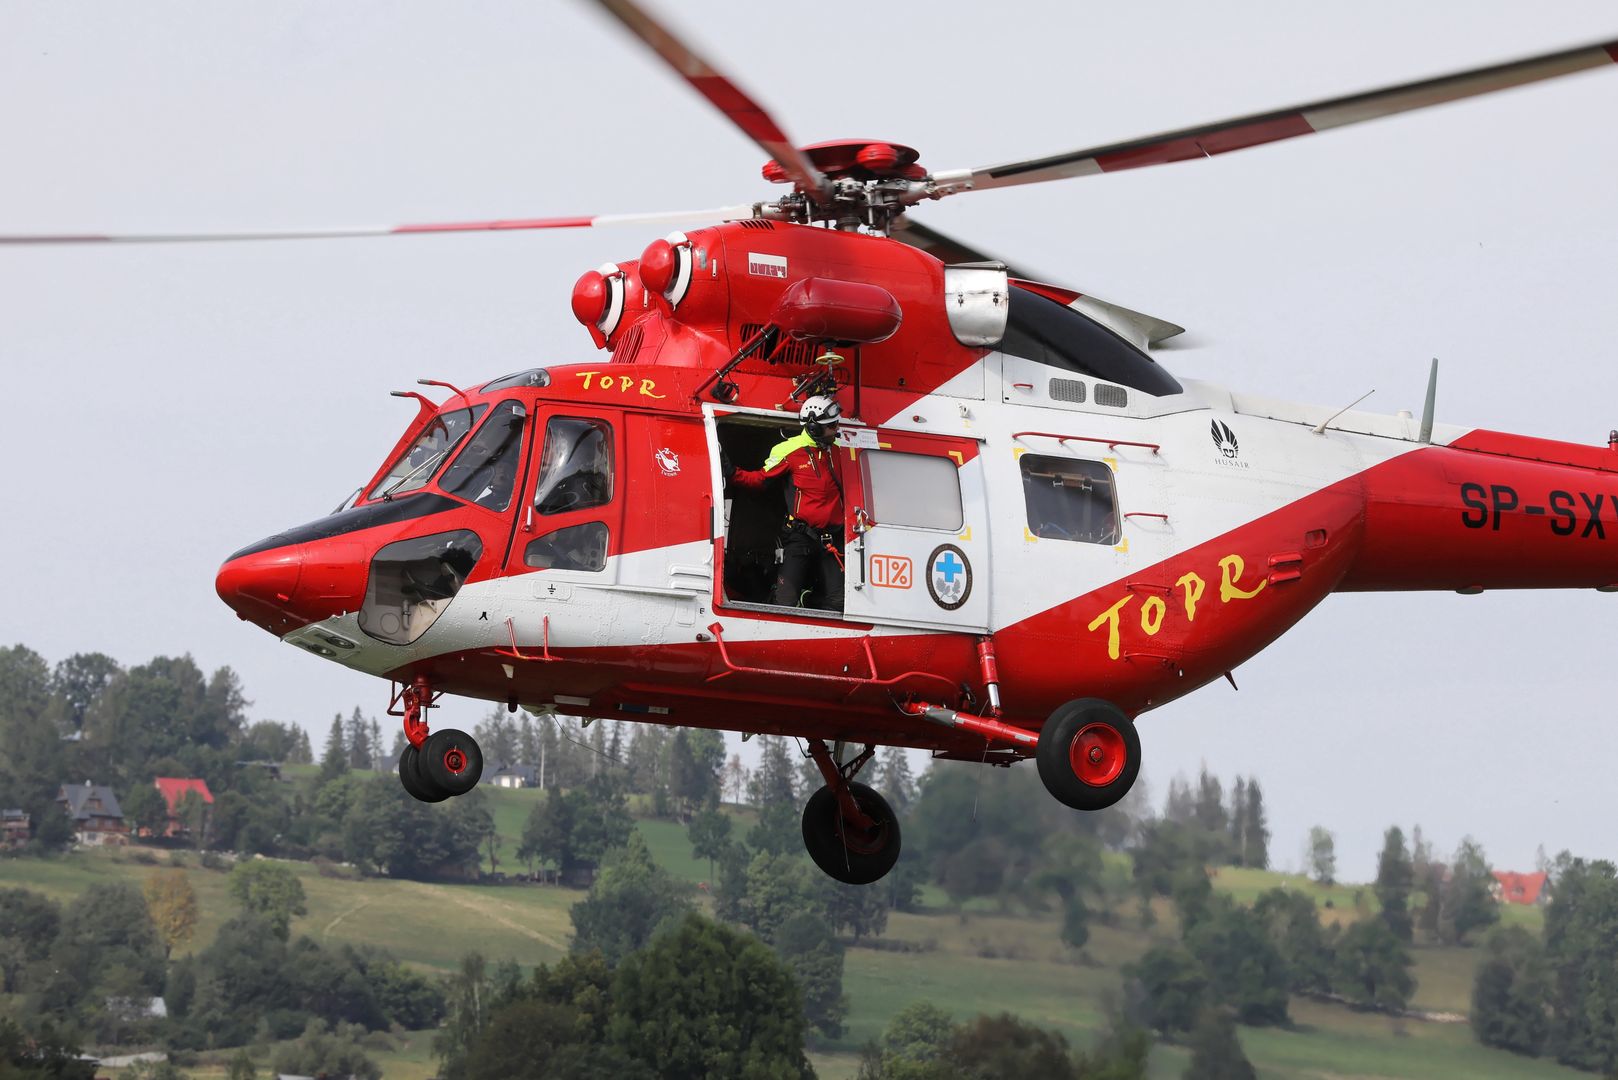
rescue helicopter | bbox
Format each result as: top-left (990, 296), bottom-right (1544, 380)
top-left (7, 3), bottom-right (1618, 885)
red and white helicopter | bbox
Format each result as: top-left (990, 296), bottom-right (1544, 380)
top-left (9, 3), bottom-right (1617, 884)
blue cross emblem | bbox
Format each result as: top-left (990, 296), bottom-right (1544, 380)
top-left (936, 552), bottom-right (963, 583)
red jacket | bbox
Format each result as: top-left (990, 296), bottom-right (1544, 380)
top-left (731, 434), bottom-right (845, 531)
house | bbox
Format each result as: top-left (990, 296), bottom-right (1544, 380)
top-left (154, 778), bottom-right (214, 839)
top-left (56, 782), bottom-right (128, 846)
top-left (1492, 870), bottom-right (1550, 906)
top-left (486, 760), bottom-right (539, 789)
top-left (1, 808), bottom-right (30, 848)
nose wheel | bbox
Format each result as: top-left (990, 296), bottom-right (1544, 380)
top-left (391, 676), bottom-right (484, 803)
top-left (1035, 698), bottom-right (1140, 811)
top-left (801, 741), bottom-right (902, 885)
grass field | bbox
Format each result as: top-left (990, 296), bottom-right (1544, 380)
top-left (2, 796), bottom-right (1568, 1080)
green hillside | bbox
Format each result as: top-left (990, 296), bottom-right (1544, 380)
top-left (0, 785), bottom-right (1570, 1080)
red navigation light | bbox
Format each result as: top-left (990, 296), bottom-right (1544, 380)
top-left (856, 142), bottom-right (900, 173)
top-left (639, 239), bottom-right (676, 295)
top-left (762, 159), bottom-right (789, 184)
top-left (570, 270), bottom-right (608, 326)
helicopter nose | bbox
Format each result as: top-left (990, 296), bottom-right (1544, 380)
top-left (216, 544), bottom-right (306, 632)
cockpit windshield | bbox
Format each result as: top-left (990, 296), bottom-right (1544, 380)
top-left (368, 405), bottom-right (487, 501)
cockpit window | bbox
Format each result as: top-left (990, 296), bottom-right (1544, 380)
top-left (357, 530), bottom-right (483, 645)
top-left (368, 405), bottom-right (487, 501)
top-left (1001, 286), bottom-right (1182, 397)
top-left (533, 417), bottom-right (613, 515)
top-left (441, 400), bottom-right (527, 511)
top-left (481, 368), bottom-right (551, 392)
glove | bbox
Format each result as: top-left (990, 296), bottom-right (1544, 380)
top-left (720, 448), bottom-right (735, 483)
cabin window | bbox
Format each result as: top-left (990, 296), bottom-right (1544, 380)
top-left (524, 522), bottom-right (608, 572)
top-left (441, 399), bottom-right (527, 511)
top-left (1021, 455), bottom-right (1119, 545)
top-left (368, 405), bottom-right (487, 501)
top-left (863, 450), bottom-right (963, 532)
top-left (533, 417), bottom-right (613, 515)
top-left (1000, 286), bottom-right (1181, 397)
top-left (358, 530), bottom-right (483, 645)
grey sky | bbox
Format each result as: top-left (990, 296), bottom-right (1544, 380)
top-left (3, 2), bottom-right (1615, 882)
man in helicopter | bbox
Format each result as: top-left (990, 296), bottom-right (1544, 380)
top-left (723, 395), bottom-right (847, 611)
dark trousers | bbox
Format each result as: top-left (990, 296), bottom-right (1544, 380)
top-left (773, 523), bottom-right (844, 611)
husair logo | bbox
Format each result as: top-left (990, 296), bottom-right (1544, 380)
top-left (1211, 419), bottom-right (1240, 459)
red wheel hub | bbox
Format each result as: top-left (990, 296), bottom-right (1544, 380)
top-left (1068, 722), bottom-right (1126, 787)
top-left (443, 747), bottom-right (467, 775)
top-left (836, 799), bottom-right (889, 855)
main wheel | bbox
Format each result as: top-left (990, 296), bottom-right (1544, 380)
top-left (398, 745), bottom-right (449, 803)
top-left (802, 781), bottom-right (901, 885)
top-left (421, 728), bottom-right (484, 797)
top-left (1036, 698), bottom-right (1141, 811)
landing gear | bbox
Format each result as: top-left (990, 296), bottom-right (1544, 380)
top-left (1035, 698), bottom-right (1140, 811)
top-left (391, 676), bottom-right (483, 804)
top-left (801, 741), bottom-right (902, 885)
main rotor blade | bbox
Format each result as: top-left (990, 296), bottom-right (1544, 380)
top-left (0, 205), bottom-right (759, 245)
top-left (934, 36), bottom-right (1618, 195)
top-left (890, 217), bottom-right (1039, 282)
top-left (589, 0), bottom-right (828, 196)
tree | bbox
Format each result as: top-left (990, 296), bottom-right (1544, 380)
top-left (723, 754), bottom-right (748, 804)
top-left (747, 800), bottom-right (801, 857)
top-left (1184, 899), bottom-right (1289, 1026)
top-left (1125, 943), bottom-right (1208, 1035)
top-left (320, 713), bottom-right (348, 780)
top-left (1439, 837), bottom-right (1499, 945)
top-left (119, 781), bottom-right (167, 840)
top-left (1238, 780), bottom-right (1269, 870)
top-left (226, 1048), bottom-right (258, 1080)
top-left (1182, 1008), bottom-right (1256, 1080)
top-left (1542, 857), bottom-right (1618, 1073)
top-left (0, 887), bottom-right (61, 993)
top-left (271, 1018), bottom-right (381, 1080)
top-left (743, 851), bottom-right (822, 945)
top-left (51, 651), bottom-right (122, 730)
top-left (519, 788), bottom-right (575, 878)
top-left (569, 833), bottom-right (691, 964)
top-left (1471, 925), bottom-right (1549, 1057)
top-left (1374, 826), bottom-right (1414, 942)
top-left (177, 788), bottom-right (210, 849)
top-left (1331, 919), bottom-right (1414, 1011)
top-left (0, 1017), bottom-right (96, 1080)
top-left (1252, 888), bottom-right (1333, 993)
top-left (688, 805), bottom-right (733, 882)
top-left (748, 736), bottom-right (798, 807)
top-left (345, 706), bottom-right (374, 771)
top-left (608, 912), bottom-right (814, 1080)
top-left (950, 1013), bottom-right (1079, 1080)
top-left (457, 999), bottom-right (653, 1080)
top-left (876, 746), bottom-right (919, 819)
top-left (775, 911), bottom-right (848, 1038)
top-left (0, 646), bottom-right (74, 852)
top-left (1307, 826), bottom-right (1336, 887)
top-left (227, 860), bottom-right (307, 940)
top-left (818, 877), bottom-right (890, 943)
top-left (143, 869), bottom-right (199, 958)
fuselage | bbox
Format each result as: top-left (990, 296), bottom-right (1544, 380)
top-left (214, 221), bottom-right (1618, 756)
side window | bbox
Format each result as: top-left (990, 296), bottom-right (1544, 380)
top-left (864, 451), bottom-right (963, 531)
top-left (440, 399), bottom-right (527, 511)
top-left (533, 417), bottom-right (613, 515)
top-left (525, 522), bottom-right (608, 572)
top-left (1021, 455), bottom-right (1119, 545)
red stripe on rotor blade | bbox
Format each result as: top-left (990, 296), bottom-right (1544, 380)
top-left (688, 74), bottom-right (791, 143)
top-left (393, 218), bottom-right (594, 234)
top-left (1607, 43), bottom-right (1618, 62)
top-left (1095, 114), bottom-right (1316, 172)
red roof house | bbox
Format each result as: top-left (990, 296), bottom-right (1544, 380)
top-left (1492, 870), bottom-right (1549, 906)
top-left (154, 778), bottom-right (214, 839)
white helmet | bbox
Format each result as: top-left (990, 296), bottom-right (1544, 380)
top-left (800, 395), bottom-right (843, 444)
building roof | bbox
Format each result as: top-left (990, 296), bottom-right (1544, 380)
top-left (154, 777), bottom-right (215, 813)
top-left (488, 762), bottom-right (538, 783)
top-left (1493, 870), bottom-right (1549, 905)
top-left (57, 782), bottom-right (123, 821)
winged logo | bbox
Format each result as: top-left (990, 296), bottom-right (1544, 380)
top-left (1211, 419), bottom-right (1239, 459)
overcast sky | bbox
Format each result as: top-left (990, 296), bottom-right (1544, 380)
top-left (3, 1), bottom-right (1615, 882)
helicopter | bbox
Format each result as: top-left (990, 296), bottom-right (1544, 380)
top-left (6, 4), bottom-right (1617, 885)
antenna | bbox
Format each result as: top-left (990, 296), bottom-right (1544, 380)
top-left (1312, 390), bottom-right (1376, 436)
top-left (1419, 358), bottom-right (1439, 443)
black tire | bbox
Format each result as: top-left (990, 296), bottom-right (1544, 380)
top-left (1035, 698), bottom-right (1141, 811)
top-left (801, 781), bottom-right (901, 885)
top-left (398, 745), bottom-right (449, 803)
top-left (421, 728), bottom-right (483, 797)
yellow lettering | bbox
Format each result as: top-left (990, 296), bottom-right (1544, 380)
top-left (1140, 596), bottom-right (1166, 635)
top-left (1176, 571), bottom-right (1206, 621)
top-left (638, 378), bottom-right (665, 399)
top-left (578, 371), bottom-right (599, 389)
top-left (1218, 555), bottom-right (1267, 602)
top-left (1087, 595), bottom-right (1134, 661)
top-left (619, 375), bottom-right (634, 393)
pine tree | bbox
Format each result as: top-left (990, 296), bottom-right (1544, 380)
top-left (320, 713), bottom-right (348, 779)
top-left (368, 717), bottom-right (383, 771)
top-left (1182, 1008), bottom-right (1256, 1080)
top-left (1229, 777), bottom-right (1249, 865)
top-left (345, 707), bottom-right (372, 771)
top-left (724, 754), bottom-right (747, 805)
top-left (517, 714), bottom-right (539, 768)
top-left (1375, 826), bottom-right (1415, 943)
top-left (1164, 774), bottom-right (1196, 824)
top-left (877, 746), bottom-right (918, 818)
top-left (1307, 826), bottom-right (1336, 886)
top-left (1241, 780), bottom-right (1269, 870)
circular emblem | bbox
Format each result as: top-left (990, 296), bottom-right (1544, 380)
top-left (925, 544), bottom-right (972, 611)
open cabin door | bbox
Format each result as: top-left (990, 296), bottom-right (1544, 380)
top-left (843, 427), bottom-right (989, 633)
